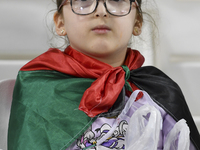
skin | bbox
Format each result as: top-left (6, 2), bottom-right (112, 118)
top-left (54, 1), bottom-right (142, 67)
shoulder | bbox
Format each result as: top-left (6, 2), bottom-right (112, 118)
top-left (130, 66), bottom-right (200, 149)
top-left (129, 66), bottom-right (186, 120)
top-left (130, 66), bottom-right (181, 93)
top-left (20, 48), bottom-right (65, 71)
top-left (130, 66), bottom-right (173, 80)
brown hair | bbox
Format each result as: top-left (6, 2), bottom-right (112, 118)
top-left (56, 0), bottom-right (64, 13)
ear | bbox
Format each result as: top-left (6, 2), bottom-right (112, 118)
top-left (54, 12), bottom-right (67, 36)
top-left (132, 14), bottom-right (143, 36)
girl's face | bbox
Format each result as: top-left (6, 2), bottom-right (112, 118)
top-left (54, 1), bottom-right (142, 67)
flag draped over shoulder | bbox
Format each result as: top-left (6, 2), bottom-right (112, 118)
top-left (8, 70), bottom-right (96, 150)
top-left (8, 46), bottom-right (200, 150)
top-left (8, 46), bottom-right (144, 150)
top-left (129, 66), bottom-right (200, 150)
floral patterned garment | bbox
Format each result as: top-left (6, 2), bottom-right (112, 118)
top-left (66, 90), bottom-right (195, 150)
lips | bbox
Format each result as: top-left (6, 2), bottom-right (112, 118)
top-left (92, 25), bottom-right (111, 34)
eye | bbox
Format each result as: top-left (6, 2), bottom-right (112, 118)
top-left (108, 0), bottom-right (129, 5)
top-left (72, 0), bottom-right (94, 8)
top-left (108, 0), bottom-right (127, 2)
top-left (73, 0), bottom-right (93, 2)
top-left (73, 0), bottom-right (94, 4)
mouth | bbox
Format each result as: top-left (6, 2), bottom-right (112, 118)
top-left (92, 25), bottom-right (111, 34)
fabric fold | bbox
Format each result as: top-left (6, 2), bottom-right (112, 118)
top-left (20, 46), bottom-right (144, 117)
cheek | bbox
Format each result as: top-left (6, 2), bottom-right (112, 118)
top-left (116, 23), bottom-right (134, 42)
top-left (116, 15), bottom-right (135, 37)
top-left (65, 18), bottom-right (89, 37)
top-left (64, 21), bottom-right (82, 40)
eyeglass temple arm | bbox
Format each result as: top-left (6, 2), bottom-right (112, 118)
top-left (131, 0), bottom-right (143, 21)
top-left (58, 0), bottom-right (67, 11)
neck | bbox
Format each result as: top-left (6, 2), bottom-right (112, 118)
top-left (67, 45), bottom-right (129, 67)
top-left (92, 54), bottom-right (126, 67)
top-left (81, 48), bottom-right (128, 67)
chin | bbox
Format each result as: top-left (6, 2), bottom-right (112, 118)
top-left (91, 44), bottom-right (113, 51)
top-left (90, 48), bottom-right (114, 56)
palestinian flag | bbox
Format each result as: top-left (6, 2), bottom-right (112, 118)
top-left (8, 46), bottom-right (144, 149)
top-left (8, 61), bottom-right (97, 149)
top-left (8, 46), bottom-right (200, 150)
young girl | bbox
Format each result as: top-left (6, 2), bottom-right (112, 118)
top-left (8, 0), bottom-right (200, 149)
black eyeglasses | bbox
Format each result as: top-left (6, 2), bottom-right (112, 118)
top-left (58, 0), bottom-right (142, 17)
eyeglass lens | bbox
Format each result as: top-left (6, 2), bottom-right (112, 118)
top-left (71, 0), bottom-right (133, 16)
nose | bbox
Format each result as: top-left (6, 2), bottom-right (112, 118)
top-left (93, 0), bottom-right (108, 17)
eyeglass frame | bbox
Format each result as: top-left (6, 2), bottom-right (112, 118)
top-left (58, 0), bottom-right (142, 17)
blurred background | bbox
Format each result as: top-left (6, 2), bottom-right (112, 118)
top-left (0, 0), bottom-right (200, 149)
